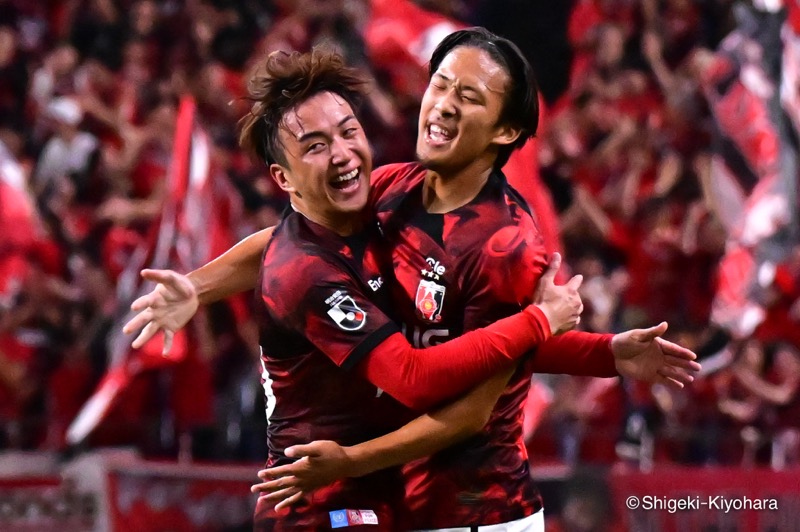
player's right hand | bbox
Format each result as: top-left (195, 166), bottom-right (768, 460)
top-left (533, 253), bottom-right (584, 335)
top-left (122, 269), bottom-right (199, 354)
top-left (251, 440), bottom-right (352, 510)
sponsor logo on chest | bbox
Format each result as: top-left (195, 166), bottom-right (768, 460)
top-left (416, 256), bottom-right (448, 322)
top-left (421, 256), bottom-right (446, 280)
top-left (368, 276), bottom-right (383, 291)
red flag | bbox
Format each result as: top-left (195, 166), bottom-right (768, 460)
top-left (700, 6), bottom-right (800, 336)
top-left (67, 96), bottom-right (238, 445)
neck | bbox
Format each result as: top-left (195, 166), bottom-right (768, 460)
top-left (422, 157), bottom-right (495, 213)
top-left (292, 203), bottom-right (363, 236)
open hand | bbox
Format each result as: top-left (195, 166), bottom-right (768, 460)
top-left (122, 269), bottom-right (199, 354)
top-left (612, 322), bottom-right (701, 388)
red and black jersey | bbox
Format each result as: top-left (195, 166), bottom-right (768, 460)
top-left (254, 211), bottom-right (404, 531)
top-left (371, 162), bottom-right (615, 528)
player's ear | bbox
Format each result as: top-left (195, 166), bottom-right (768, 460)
top-left (270, 164), bottom-right (297, 195)
top-left (491, 123), bottom-right (521, 147)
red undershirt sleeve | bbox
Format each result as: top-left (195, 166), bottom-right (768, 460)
top-left (355, 306), bottom-right (551, 411)
top-left (530, 331), bottom-right (617, 377)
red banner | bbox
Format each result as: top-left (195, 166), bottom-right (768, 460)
top-left (0, 476), bottom-right (97, 531)
top-left (106, 460), bottom-right (257, 531)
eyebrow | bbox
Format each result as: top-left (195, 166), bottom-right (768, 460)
top-left (432, 72), bottom-right (482, 95)
top-left (296, 115), bottom-right (357, 143)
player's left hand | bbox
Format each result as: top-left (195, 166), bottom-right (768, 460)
top-left (612, 322), bottom-right (701, 388)
top-left (251, 440), bottom-right (353, 510)
top-left (122, 269), bottom-right (199, 354)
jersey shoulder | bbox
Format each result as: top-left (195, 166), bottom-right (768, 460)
top-left (261, 217), bottom-right (349, 310)
top-left (446, 176), bottom-right (540, 256)
top-left (371, 162), bottom-right (426, 211)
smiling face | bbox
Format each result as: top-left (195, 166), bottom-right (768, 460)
top-left (416, 46), bottom-right (519, 177)
top-left (270, 91), bottom-right (371, 234)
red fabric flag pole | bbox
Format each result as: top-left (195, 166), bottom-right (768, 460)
top-left (66, 96), bottom-right (197, 446)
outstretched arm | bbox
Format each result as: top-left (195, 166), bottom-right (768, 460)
top-left (191, 227), bottom-right (274, 305)
top-left (123, 227), bottom-right (275, 352)
top-left (611, 322), bottom-right (701, 387)
top-left (530, 323), bottom-right (700, 388)
top-left (251, 366), bottom-right (515, 509)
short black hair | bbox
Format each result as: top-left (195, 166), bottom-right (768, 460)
top-left (429, 27), bottom-right (539, 169)
top-left (239, 48), bottom-right (369, 166)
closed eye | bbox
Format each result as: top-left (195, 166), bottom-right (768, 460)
top-left (459, 90), bottom-right (482, 104)
top-left (429, 78), bottom-right (447, 91)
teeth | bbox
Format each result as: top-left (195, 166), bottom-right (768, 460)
top-left (429, 124), bottom-right (452, 141)
top-left (336, 168), bottom-right (359, 182)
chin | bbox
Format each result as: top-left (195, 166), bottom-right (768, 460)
top-left (418, 154), bottom-right (452, 173)
top-left (415, 149), bottom-right (438, 169)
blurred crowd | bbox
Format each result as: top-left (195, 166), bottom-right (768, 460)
top-left (0, 0), bottom-right (798, 473)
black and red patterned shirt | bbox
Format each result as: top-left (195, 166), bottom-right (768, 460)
top-left (254, 211), bottom-right (405, 531)
top-left (371, 162), bottom-right (615, 528)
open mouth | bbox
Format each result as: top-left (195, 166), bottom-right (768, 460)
top-left (330, 167), bottom-right (360, 191)
top-left (426, 123), bottom-right (455, 146)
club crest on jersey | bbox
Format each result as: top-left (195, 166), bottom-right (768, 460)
top-left (326, 292), bottom-right (367, 331)
top-left (415, 279), bottom-right (445, 322)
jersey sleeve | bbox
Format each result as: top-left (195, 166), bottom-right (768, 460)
top-left (531, 331), bottom-right (617, 377)
top-left (261, 253), bottom-right (399, 370)
top-left (357, 306), bottom-right (551, 411)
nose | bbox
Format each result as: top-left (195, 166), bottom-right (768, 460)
top-left (433, 87), bottom-right (458, 117)
top-left (330, 135), bottom-right (350, 165)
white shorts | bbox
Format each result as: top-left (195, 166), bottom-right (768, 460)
top-left (413, 509), bottom-right (545, 532)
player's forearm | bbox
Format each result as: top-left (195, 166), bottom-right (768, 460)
top-left (532, 331), bottom-right (617, 377)
top-left (188, 227), bottom-right (274, 304)
top-left (345, 368), bottom-right (514, 478)
top-left (360, 306), bottom-right (550, 410)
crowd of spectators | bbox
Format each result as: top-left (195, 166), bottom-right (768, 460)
top-left (0, 0), bottom-right (798, 472)
top-left (529, 0), bottom-right (800, 470)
